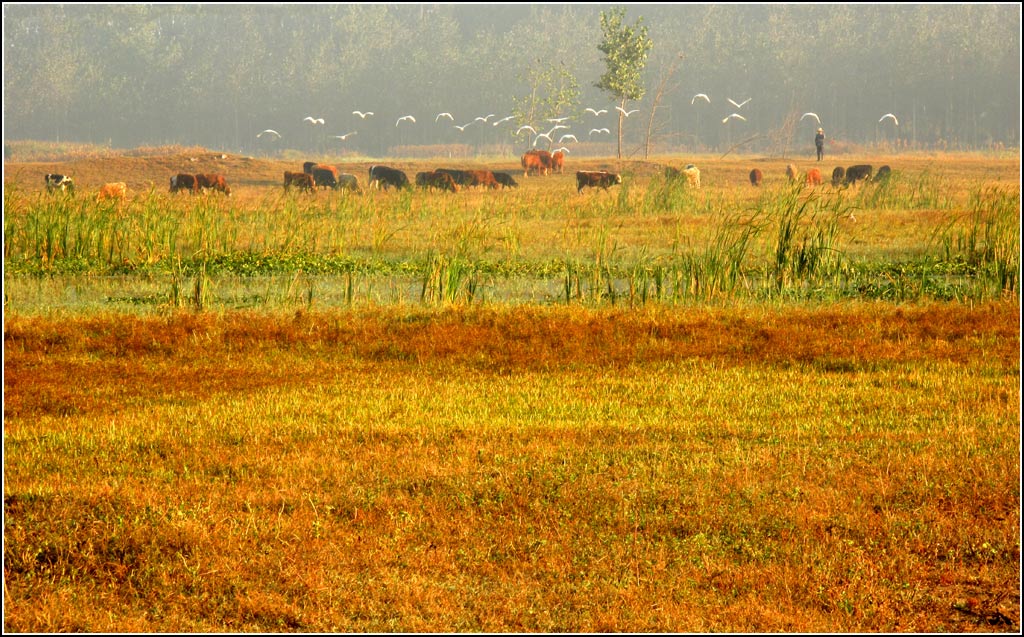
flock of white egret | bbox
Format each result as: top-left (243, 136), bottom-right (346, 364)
top-left (255, 98), bottom-right (900, 151)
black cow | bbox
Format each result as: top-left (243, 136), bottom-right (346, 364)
top-left (45, 173), bottom-right (74, 193)
top-left (576, 170), bottom-right (623, 194)
top-left (844, 164), bottom-right (873, 185)
top-left (368, 165), bottom-right (410, 190)
top-left (873, 165), bottom-right (892, 183)
top-left (311, 167), bottom-right (338, 189)
top-left (831, 167), bottom-right (846, 187)
top-left (493, 172), bottom-right (519, 189)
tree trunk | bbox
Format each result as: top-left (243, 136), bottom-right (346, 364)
top-left (617, 97), bottom-right (626, 159)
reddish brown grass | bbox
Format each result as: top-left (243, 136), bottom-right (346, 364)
top-left (5, 303), bottom-right (1017, 420)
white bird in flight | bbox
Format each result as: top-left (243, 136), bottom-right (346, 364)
top-left (516, 125), bottom-right (537, 136)
top-left (691, 93), bottom-right (711, 105)
top-left (453, 123), bottom-right (472, 132)
top-left (616, 106), bottom-right (640, 117)
top-left (553, 147), bottom-right (571, 154)
top-left (879, 113), bottom-right (899, 126)
top-left (800, 112), bottom-right (821, 124)
top-left (475, 114), bottom-right (495, 123)
top-left (257, 129), bottom-right (281, 139)
top-left (435, 112), bottom-right (454, 122)
top-left (589, 128), bottom-right (611, 135)
top-left (727, 98), bottom-right (751, 109)
top-left (547, 124), bottom-right (569, 136)
top-left (332, 132), bottom-right (357, 140)
top-left (585, 108), bottom-right (608, 116)
top-left (352, 111), bottom-right (374, 118)
top-left (492, 115), bottom-right (515, 126)
top-left (396, 115), bottom-right (416, 126)
top-left (558, 134), bottom-right (578, 144)
top-left (304, 116), bottom-right (325, 125)
top-left (546, 117), bottom-right (569, 123)
top-left (533, 133), bottom-right (553, 146)
top-left (722, 113), bottom-right (747, 124)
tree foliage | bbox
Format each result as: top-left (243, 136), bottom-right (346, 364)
top-left (2, 4), bottom-right (1018, 155)
top-left (595, 7), bottom-right (652, 103)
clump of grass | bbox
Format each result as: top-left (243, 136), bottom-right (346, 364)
top-left (934, 186), bottom-right (1020, 296)
top-left (765, 186), bottom-right (849, 296)
top-left (421, 252), bottom-right (478, 306)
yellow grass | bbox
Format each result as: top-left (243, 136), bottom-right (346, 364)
top-left (3, 303), bottom-right (1020, 632)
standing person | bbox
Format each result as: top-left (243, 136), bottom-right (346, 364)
top-left (815, 127), bottom-right (825, 161)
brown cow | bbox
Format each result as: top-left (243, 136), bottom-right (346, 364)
top-left (415, 170), bottom-right (459, 192)
top-left (521, 149), bottom-right (552, 177)
top-left (785, 164), bottom-right (798, 183)
top-left (576, 171), bottom-right (622, 194)
top-left (749, 169), bottom-right (763, 186)
top-left (284, 171), bottom-right (316, 192)
top-left (97, 182), bottom-right (127, 201)
top-left (806, 168), bottom-right (823, 186)
top-left (551, 151), bottom-right (565, 174)
top-left (170, 173), bottom-right (198, 193)
top-left (195, 173), bottom-right (231, 195)
top-left (463, 169), bottom-right (500, 189)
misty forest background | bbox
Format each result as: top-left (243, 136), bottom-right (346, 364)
top-left (3, 4), bottom-right (1020, 158)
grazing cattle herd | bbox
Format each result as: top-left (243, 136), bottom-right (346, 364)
top-left (40, 151), bottom-right (895, 201)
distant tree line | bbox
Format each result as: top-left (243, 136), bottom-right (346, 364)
top-left (3, 4), bottom-right (1019, 155)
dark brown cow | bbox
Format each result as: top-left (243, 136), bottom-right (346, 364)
top-left (493, 172), bottom-right (519, 189)
top-left (749, 168), bottom-right (763, 186)
top-left (284, 171), bottom-right (316, 192)
top-left (170, 173), bottom-right (198, 193)
top-left (435, 169), bottom-right (472, 187)
top-left (873, 165), bottom-right (892, 183)
top-left (551, 151), bottom-right (565, 174)
top-left (415, 170), bottom-right (459, 192)
top-left (844, 164), bottom-right (873, 185)
top-left (576, 171), bottom-right (622, 194)
top-left (521, 150), bottom-right (552, 177)
top-left (195, 173), bottom-right (231, 195)
top-left (831, 167), bottom-right (846, 186)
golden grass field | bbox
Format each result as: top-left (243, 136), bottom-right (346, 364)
top-left (3, 147), bottom-right (1021, 632)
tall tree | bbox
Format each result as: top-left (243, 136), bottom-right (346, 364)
top-left (595, 7), bottom-right (653, 159)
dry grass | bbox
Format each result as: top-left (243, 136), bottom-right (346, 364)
top-left (3, 302), bottom-right (1020, 632)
